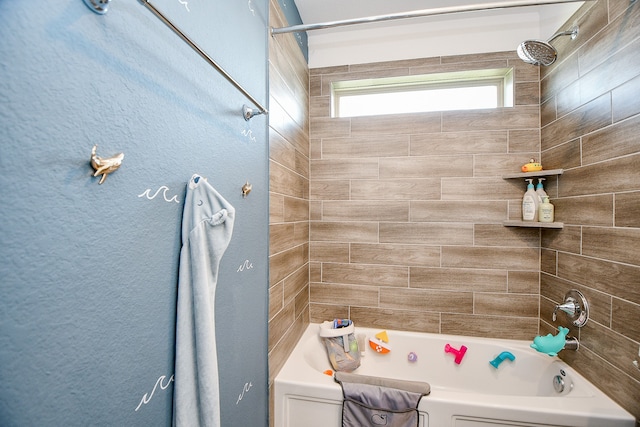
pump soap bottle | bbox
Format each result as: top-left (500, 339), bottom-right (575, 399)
top-left (539, 196), bottom-right (555, 223)
top-left (536, 178), bottom-right (547, 203)
top-left (522, 179), bottom-right (539, 221)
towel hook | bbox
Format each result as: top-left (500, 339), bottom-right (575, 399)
top-left (90, 144), bottom-right (124, 184)
top-left (242, 181), bottom-right (252, 198)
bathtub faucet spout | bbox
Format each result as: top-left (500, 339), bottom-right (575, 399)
top-left (490, 351), bottom-right (516, 368)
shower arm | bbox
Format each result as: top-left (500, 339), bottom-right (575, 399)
top-left (271, 0), bottom-right (588, 35)
top-left (547, 26), bottom-right (579, 43)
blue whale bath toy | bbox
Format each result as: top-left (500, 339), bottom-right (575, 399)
top-left (530, 326), bottom-right (570, 356)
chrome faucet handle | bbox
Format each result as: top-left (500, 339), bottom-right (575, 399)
top-left (553, 300), bottom-right (577, 321)
top-left (552, 290), bottom-right (589, 327)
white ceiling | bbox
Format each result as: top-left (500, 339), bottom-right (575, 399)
top-left (290, 0), bottom-right (584, 67)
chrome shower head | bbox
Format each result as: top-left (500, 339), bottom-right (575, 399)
top-left (517, 25), bottom-right (579, 66)
top-left (517, 40), bottom-right (557, 66)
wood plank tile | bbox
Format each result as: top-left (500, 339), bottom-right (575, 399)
top-left (441, 177), bottom-right (524, 200)
top-left (351, 112), bottom-right (441, 136)
top-left (557, 252), bottom-right (640, 305)
top-left (380, 287), bottom-right (473, 313)
top-left (351, 243), bottom-right (440, 267)
top-left (553, 194), bottom-right (613, 226)
top-left (540, 249), bottom-right (557, 276)
top-left (508, 129), bottom-right (540, 153)
top-left (541, 93), bottom-right (611, 151)
top-left (309, 303), bottom-right (349, 323)
top-left (612, 74), bottom-right (640, 122)
top-left (410, 131), bottom-right (507, 155)
top-left (410, 267), bottom-right (507, 292)
top-left (442, 247), bottom-right (539, 270)
top-left (582, 114), bottom-right (640, 165)
top-left (474, 293), bottom-right (539, 317)
top-left (310, 221), bottom-right (378, 243)
top-left (310, 242), bottom-right (349, 263)
top-left (310, 282), bottom-right (379, 306)
top-left (310, 180), bottom-right (350, 200)
top-left (442, 106), bottom-right (539, 132)
top-left (541, 225), bottom-right (582, 254)
top-left (615, 191), bottom-right (640, 227)
top-left (351, 179), bottom-right (441, 201)
top-left (310, 158), bottom-right (379, 180)
top-left (379, 155), bottom-right (473, 179)
top-left (612, 297), bottom-right (640, 344)
top-left (321, 263), bottom-right (409, 288)
top-left (474, 224), bottom-right (540, 247)
top-left (441, 313), bottom-right (538, 340)
top-left (410, 201), bottom-right (508, 223)
top-left (541, 138), bottom-right (580, 170)
top-left (507, 270), bottom-right (539, 294)
top-left (583, 226), bottom-right (640, 266)
top-left (322, 135), bottom-right (409, 158)
top-left (322, 200), bottom-right (409, 222)
top-left (349, 307), bottom-right (440, 333)
top-left (559, 154), bottom-right (640, 197)
top-left (379, 222), bottom-right (473, 246)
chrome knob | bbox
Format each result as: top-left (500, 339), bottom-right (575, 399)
top-left (553, 290), bottom-right (589, 327)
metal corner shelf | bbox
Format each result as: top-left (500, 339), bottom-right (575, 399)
top-left (503, 220), bottom-right (564, 229)
top-left (502, 168), bottom-right (564, 229)
top-left (502, 168), bottom-right (564, 179)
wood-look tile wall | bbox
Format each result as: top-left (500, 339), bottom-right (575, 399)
top-left (539, 1), bottom-right (640, 421)
top-left (309, 53), bottom-right (544, 341)
top-left (268, 0), bottom-right (309, 389)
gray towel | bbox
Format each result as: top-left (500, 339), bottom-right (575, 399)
top-left (335, 372), bottom-right (430, 427)
top-left (173, 175), bottom-right (235, 427)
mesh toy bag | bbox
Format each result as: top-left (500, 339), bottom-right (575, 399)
top-left (319, 319), bottom-right (361, 372)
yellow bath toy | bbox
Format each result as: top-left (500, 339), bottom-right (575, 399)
top-left (375, 330), bottom-right (389, 343)
top-left (521, 158), bottom-right (543, 172)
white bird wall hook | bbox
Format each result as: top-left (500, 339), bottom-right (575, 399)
top-left (90, 144), bottom-right (124, 184)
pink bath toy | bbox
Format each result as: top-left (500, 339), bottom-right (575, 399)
top-left (408, 352), bottom-right (418, 362)
top-left (444, 344), bottom-right (467, 364)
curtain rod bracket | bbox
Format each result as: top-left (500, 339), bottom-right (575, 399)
top-left (83, 0), bottom-right (110, 14)
top-left (243, 105), bottom-right (266, 121)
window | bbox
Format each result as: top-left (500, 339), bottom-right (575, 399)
top-left (331, 68), bottom-right (514, 118)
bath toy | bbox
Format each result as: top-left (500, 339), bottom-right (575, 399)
top-left (408, 352), bottom-right (418, 362)
top-left (444, 344), bottom-right (467, 364)
top-left (375, 330), bottom-right (389, 343)
top-left (333, 318), bottom-right (352, 329)
top-left (530, 326), bottom-right (570, 356)
top-left (521, 158), bottom-right (543, 172)
top-left (369, 337), bottom-right (391, 354)
top-left (489, 351), bottom-right (516, 368)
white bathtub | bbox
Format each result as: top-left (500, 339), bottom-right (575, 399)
top-left (274, 324), bottom-right (635, 427)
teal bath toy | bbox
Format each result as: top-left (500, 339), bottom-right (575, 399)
top-left (530, 327), bottom-right (570, 356)
top-left (489, 351), bottom-right (515, 368)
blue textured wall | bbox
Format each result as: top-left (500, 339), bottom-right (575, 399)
top-left (0, 1), bottom-right (269, 425)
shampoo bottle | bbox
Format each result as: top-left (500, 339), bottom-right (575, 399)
top-left (538, 196), bottom-right (555, 223)
top-left (522, 179), bottom-right (539, 221)
top-left (536, 178), bottom-right (547, 203)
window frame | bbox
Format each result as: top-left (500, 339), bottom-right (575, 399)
top-left (331, 68), bottom-right (514, 118)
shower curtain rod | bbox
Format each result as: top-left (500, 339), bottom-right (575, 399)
top-left (271, 0), bottom-right (586, 35)
top-left (140, 0), bottom-right (268, 117)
